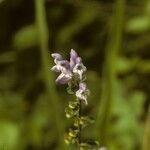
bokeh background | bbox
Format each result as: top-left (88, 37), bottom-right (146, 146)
top-left (0, 0), bottom-right (150, 150)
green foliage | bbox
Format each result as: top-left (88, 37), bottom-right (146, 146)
top-left (74, 116), bottom-right (95, 129)
top-left (0, 121), bottom-right (19, 150)
top-left (126, 16), bottom-right (150, 33)
top-left (13, 25), bottom-right (38, 50)
top-left (0, 0), bottom-right (149, 150)
top-left (80, 141), bottom-right (99, 150)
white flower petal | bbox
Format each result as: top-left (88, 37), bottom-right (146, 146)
top-left (51, 65), bottom-right (60, 72)
top-left (51, 53), bottom-right (62, 60)
top-left (75, 83), bottom-right (89, 105)
top-left (73, 63), bottom-right (86, 80)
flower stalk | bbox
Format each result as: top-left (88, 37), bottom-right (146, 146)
top-left (78, 100), bottom-right (82, 146)
top-left (51, 49), bottom-right (99, 149)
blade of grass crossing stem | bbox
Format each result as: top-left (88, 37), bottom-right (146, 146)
top-left (35, 0), bottom-right (67, 149)
top-left (96, 0), bottom-right (126, 146)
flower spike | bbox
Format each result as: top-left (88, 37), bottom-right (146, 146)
top-left (51, 49), bottom-right (99, 149)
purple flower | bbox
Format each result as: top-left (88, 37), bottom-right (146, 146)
top-left (51, 53), bottom-right (63, 72)
top-left (75, 82), bottom-right (89, 105)
top-left (51, 53), bottom-right (72, 84)
top-left (51, 53), bottom-right (62, 64)
top-left (70, 49), bottom-right (78, 68)
top-left (56, 72), bottom-right (72, 84)
top-left (70, 49), bottom-right (86, 80)
top-left (73, 61), bottom-right (86, 80)
top-left (51, 49), bottom-right (87, 85)
top-left (51, 49), bottom-right (89, 104)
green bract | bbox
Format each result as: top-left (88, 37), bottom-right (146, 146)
top-left (80, 141), bottom-right (99, 150)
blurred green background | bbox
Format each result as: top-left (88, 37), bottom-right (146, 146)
top-left (0, 0), bottom-right (150, 150)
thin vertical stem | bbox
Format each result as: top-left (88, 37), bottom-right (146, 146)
top-left (96, 0), bottom-right (126, 145)
top-left (35, 0), bottom-right (66, 149)
top-left (142, 106), bottom-right (150, 150)
top-left (78, 100), bottom-right (82, 148)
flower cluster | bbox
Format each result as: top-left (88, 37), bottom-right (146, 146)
top-left (51, 49), bottom-right (89, 105)
top-left (51, 49), bottom-right (100, 149)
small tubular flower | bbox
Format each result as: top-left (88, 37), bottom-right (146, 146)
top-left (51, 53), bottom-right (62, 63)
top-left (51, 49), bottom-right (99, 149)
top-left (51, 50), bottom-right (88, 101)
top-left (70, 49), bottom-right (78, 68)
top-left (75, 82), bottom-right (89, 105)
top-left (56, 72), bottom-right (72, 85)
top-left (70, 50), bottom-right (87, 80)
top-left (51, 53), bottom-right (72, 84)
top-left (73, 61), bottom-right (86, 80)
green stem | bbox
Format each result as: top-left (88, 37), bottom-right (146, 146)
top-left (96, 0), bottom-right (125, 145)
top-left (142, 106), bottom-right (150, 150)
top-left (35, 0), bottom-right (66, 149)
top-left (78, 100), bottom-right (82, 148)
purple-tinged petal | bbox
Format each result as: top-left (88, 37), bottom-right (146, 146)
top-left (76, 89), bottom-right (88, 105)
top-left (56, 73), bottom-right (72, 85)
top-left (70, 49), bottom-right (78, 61)
top-left (79, 82), bottom-right (87, 91)
top-left (70, 49), bottom-right (78, 68)
top-left (59, 60), bottom-right (71, 71)
top-left (76, 57), bottom-right (82, 64)
top-left (51, 53), bottom-right (62, 60)
top-left (73, 63), bottom-right (86, 80)
top-left (51, 59), bottom-right (71, 74)
top-left (75, 82), bottom-right (89, 105)
top-left (51, 53), bottom-right (63, 64)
